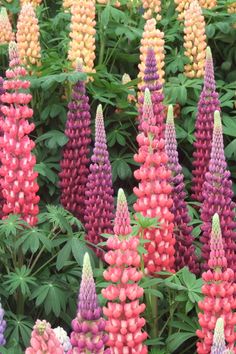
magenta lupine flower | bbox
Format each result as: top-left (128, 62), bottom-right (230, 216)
top-left (165, 105), bottom-right (199, 274)
top-left (84, 105), bottom-right (114, 258)
top-left (69, 253), bottom-right (109, 354)
top-left (0, 41), bottom-right (39, 226)
top-left (102, 189), bottom-right (148, 354)
top-left (0, 302), bottom-right (6, 346)
top-left (59, 63), bottom-right (91, 223)
top-left (200, 111), bottom-right (236, 274)
top-left (0, 76), bottom-right (6, 219)
top-left (211, 318), bottom-right (227, 354)
top-left (191, 47), bottom-right (220, 203)
top-left (138, 47), bottom-right (165, 139)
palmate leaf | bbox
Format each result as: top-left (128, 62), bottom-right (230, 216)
top-left (44, 205), bottom-right (83, 233)
top-left (0, 214), bottom-right (26, 238)
top-left (3, 266), bottom-right (37, 296)
top-left (15, 227), bottom-right (52, 254)
top-left (5, 312), bottom-right (33, 348)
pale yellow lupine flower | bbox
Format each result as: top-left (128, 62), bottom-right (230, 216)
top-left (0, 8), bottom-right (14, 44)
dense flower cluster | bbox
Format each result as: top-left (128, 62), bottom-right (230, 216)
top-left (200, 111), bottom-right (236, 274)
top-left (134, 89), bottom-right (175, 275)
top-left (191, 47), bottom-right (220, 203)
top-left (196, 214), bottom-right (236, 354)
top-left (59, 64), bottom-right (91, 223)
top-left (0, 42), bottom-right (39, 226)
top-left (102, 189), bottom-right (148, 353)
top-left (199, 0), bottom-right (217, 8)
top-left (0, 8), bottom-right (14, 45)
top-left (211, 318), bottom-right (227, 354)
top-left (84, 105), bottom-right (114, 258)
top-left (69, 253), bottom-right (109, 353)
top-left (26, 320), bottom-right (64, 354)
top-left (68, 0), bottom-right (96, 73)
top-left (184, 0), bottom-right (207, 78)
top-left (141, 0), bottom-right (161, 20)
top-left (165, 105), bottom-right (199, 274)
top-left (174, 0), bottom-right (191, 20)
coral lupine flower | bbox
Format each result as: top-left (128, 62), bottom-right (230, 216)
top-left (200, 111), bottom-right (236, 274)
top-left (191, 47), bottom-right (220, 204)
top-left (54, 327), bottom-right (72, 353)
top-left (196, 214), bottom-right (236, 354)
top-left (84, 105), bottom-right (114, 258)
top-left (68, 0), bottom-right (96, 73)
top-left (138, 18), bottom-right (165, 88)
top-left (174, 0), bottom-right (191, 20)
top-left (102, 189), bottom-right (148, 354)
top-left (0, 8), bottom-right (14, 45)
top-left (69, 253), bottom-right (109, 354)
top-left (59, 63), bottom-right (91, 223)
top-left (0, 303), bottom-right (6, 346)
top-left (184, 0), bottom-right (207, 78)
top-left (16, 3), bottom-right (41, 67)
top-left (0, 42), bottom-right (39, 226)
top-left (133, 89), bottom-right (175, 275)
top-left (141, 0), bottom-right (161, 20)
top-left (165, 105), bottom-right (199, 274)
top-left (211, 318), bottom-right (226, 354)
top-left (26, 320), bottom-right (64, 354)
top-left (199, 0), bottom-right (217, 8)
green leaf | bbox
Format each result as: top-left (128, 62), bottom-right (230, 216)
top-left (56, 241), bottom-right (72, 270)
top-left (166, 332), bottom-right (196, 352)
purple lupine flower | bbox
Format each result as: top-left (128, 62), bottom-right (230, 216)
top-left (0, 302), bottom-right (6, 346)
top-left (84, 105), bottom-right (114, 258)
top-left (165, 105), bottom-right (199, 274)
top-left (59, 62), bottom-right (91, 223)
top-left (211, 318), bottom-right (226, 354)
top-left (69, 253), bottom-right (109, 354)
top-left (138, 47), bottom-right (165, 139)
top-left (191, 46), bottom-right (221, 203)
top-left (200, 111), bottom-right (236, 274)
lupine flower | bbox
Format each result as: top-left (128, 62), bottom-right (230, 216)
top-left (211, 318), bottom-right (226, 354)
top-left (26, 320), bottom-right (64, 354)
top-left (138, 47), bottom-right (165, 139)
top-left (84, 105), bottom-right (114, 258)
top-left (122, 73), bottom-right (136, 103)
top-left (54, 327), bottom-right (72, 353)
top-left (62, 0), bottom-right (73, 10)
top-left (184, 0), bottom-right (207, 78)
top-left (16, 3), bottom-right (41, 67)
top-left (196, 214), bottom-right (236, 354)
top-left (228, 3), bottom-right (236, 13)
top-left (133, 89), bottom-right (175, 275)
top-left (191, 47), bottom-right (220, 204)
top-left (0, 8), bottom-right (14, 45)
top-left (199, 0), bottom-right (217, 8)
top-left (0, 302), bottom-right (6, 346)
top-left (97, 0), bottom-right (121, 7)
top-left (165, 105), bottom-right (199, 274)
top-left (69, 253), bottom-right (109, 354)
top-left (20, 0), bottom-right (42, 6)
top-left (138, 19), bottom-right (165, 88)
top-left (200, 111), bottom-right (236, 274)
top-left (0, 42), bottom-right (39, 226)
top-left (59, 63), bottom-right (91, 223)
top-left (174, 0), bottom-right (191, 20)
top-left (102, 188), bottom-right (148, 354)
top-left (0, 77), bottom-right (5, 220)
top-left (68, 0), bottom-right (96, 73)
top-left (141, 0), bottom-right (161, 20)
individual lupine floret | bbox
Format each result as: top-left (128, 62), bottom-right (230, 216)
top-left (184, 0), bottom-right (207, 78)
top-left (133, 89), bottom-right (175, 275)
top-left (16, 3), bottom-right (41, 67)
top-left (141, 0), bottom-right (161, 20)
top-left (0, 7), bottom-right (14, 45)
top-left (211, 318), bottom-right (226, 354)
top-left (196, 214), bottom-right (236, 354)
top-left (199, 0), bottom-right (217, 8)
top-left (200, 111), bottom-right (236, 274)
top-left (69, 253), bottom-right (109, 353)
top-left (0, 302), bottom-right (6, 346)
top-left (54, 327), bottom-right (72, 353)
top-left (191, 47), bottom-right (220, 204)
top-left (138, 18), bottom-right (165, 88)
top-left (59, 63), bottom-right (91, 223)
top-left (0, 42), bottom-right (39, 226)
top-left (25, 320), bottom-right (64, 354)
top-left (102, 189), bottom-right (148, 353)
top-left (165, 105), bottom-right (199, 274)
top-left (68, 0), bottom-right (96, 74)
top-left (84, 105), bottom-right (114, 258)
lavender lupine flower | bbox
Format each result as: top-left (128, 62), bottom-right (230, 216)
top-left (68, 253), bottom-right (109, 354)
top-left (211, 318), bottom-right (227, 354)
top-left (0, 302), bottom-right (6, 346)
top-left (200, 111), bottom-right (236, 274)
top-left (138, 47), bottom-right (165, 139)
top-left (165, 105), bottom-right (199, 274)
top-left (191, 47), bottom-right (220, 203)
top-left (59, 62), bottom-right (91, 223)
top-left (84, 105), bottom-right (114, 258)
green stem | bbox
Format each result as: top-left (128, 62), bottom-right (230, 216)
top-left (31, 254), bottom-right (58, 277)
top-left (150, 285), bottom-right (158, 339)
top-left (17, 248), bottom-right (25, 314)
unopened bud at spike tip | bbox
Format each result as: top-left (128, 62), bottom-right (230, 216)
top-left (212, 213), bottom-right (220, 237)
top-left (214, 110), bottom-right (222, 130)
top-left (167, 105), bottom-right (174, 125)
top-left (206, 46), bottom-right (212, 60)
top-left (144, 88), bottom-right (152, 106)
top-left (117, 188), bottom-right (126, 205)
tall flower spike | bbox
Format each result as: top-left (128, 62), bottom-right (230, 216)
top-left (16, 3), bottom-right (41, 67)
top-left (165, 105), bottom-right (199, 274)
top-left (138, 19), bottom-right (165, 89)
top-left (184, 0), bottom-right (207, 78)
top-left (0, 303), bottom-right (6, 347)
top-left (196, 214), bottom-right (236, 353)
top-left (0, 42), bottom-right (39, 226)
top-left (141, 0), bottom-right (161, 20)
top-left (200, 111), bottom-right (236, 274)
top-left (199, 0), bottom-right (217, 8)
top-left (69, 253), bottom-right (109, 353)
top-left (84, 105), bottom-right (114, 258)
top-left (0, 77), bottom-right (6, 220)
top-left (133, 89), bottom-right (175, 275)
top-left (0, 8), bottom-right (14, 45)
top-left (191, 47), bottom-right (221, 203)
top-left (59, 64), bottom-right (91, 223)
top-left (68, 0), bottom-right (96, 74)
top-left (211, 318), bottom-right (226, 354)
top-left (102, 189), bottom-right (148, 354)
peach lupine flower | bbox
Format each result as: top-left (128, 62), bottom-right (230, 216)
top-left (141, 0), bottom-right (161, 20)
top-left (199, 0), bottom-right (217, 8)
top-left (174, 0), bottom-right (191, 20)
top-left (228, 2), bottom-right (236, 13)
top-left (62, 0), bottom-right (73, 10)
top-left (20, 0), bottom-right (42, 6)
top-left (97, 0), bottom-right (121, 7)
top-left (0, 8), bottom-right (14, 45)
